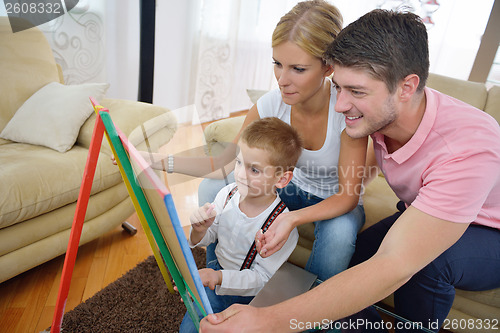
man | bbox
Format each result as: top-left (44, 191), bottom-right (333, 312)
top-left (200, 10), bottom-right (500, 332)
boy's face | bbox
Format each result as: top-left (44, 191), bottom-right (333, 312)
top-left (234, 141), bottom-right (284, 199)
top-left (332, 65), bottom-right (398, 139)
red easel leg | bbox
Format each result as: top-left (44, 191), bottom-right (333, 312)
top-left (50, 114), bottom-right (105, 332)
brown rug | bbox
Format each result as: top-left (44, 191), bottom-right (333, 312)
top-left (55, 247), bottom-right (206, 333)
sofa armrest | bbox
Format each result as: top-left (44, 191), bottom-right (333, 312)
top-left (77, 98), bottom-right (176, 155)
top-left (203, 116), bottom-right (245, 155)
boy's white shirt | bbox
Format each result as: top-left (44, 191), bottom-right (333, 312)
top-left (189, 183), bottom-right (299, 296)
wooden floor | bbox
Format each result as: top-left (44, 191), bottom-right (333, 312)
top-left (0, 121), bottom-right (208, 333)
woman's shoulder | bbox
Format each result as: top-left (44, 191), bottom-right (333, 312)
top-left (257, 88), bottom-right (288, 118)
top-left (257, 88), bottom-right (281, 106)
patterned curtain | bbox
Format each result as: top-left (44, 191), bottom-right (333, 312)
top-left (38, 0), bottom-right (106, 85)
top-left (192, 0), bottom-right (299, 123)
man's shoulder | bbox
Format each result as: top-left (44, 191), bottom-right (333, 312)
top-left (429, 87), bottom-right (492, 121)
top-left (429, 88), bottom-right (500, 144)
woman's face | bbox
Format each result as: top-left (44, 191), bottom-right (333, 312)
top-left (272, 41), bottom-right (332, 106)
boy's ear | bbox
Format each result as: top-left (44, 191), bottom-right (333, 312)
top-left (274, 170), bottom-right (294, 189)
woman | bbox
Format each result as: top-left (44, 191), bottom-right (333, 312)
top-left (165, 0), bottom-right (368, 282)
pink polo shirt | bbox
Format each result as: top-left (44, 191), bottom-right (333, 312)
top-left (372, 87), bottom-right (500, 229)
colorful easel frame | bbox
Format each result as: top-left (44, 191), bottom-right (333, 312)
top-left (51, 99), bottom-right (212, 332)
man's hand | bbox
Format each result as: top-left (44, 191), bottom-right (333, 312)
top-left (256, 211), bottom-right (296, 257)
top-left (199, 268), bottom-right (222, 290)
top-left (200, 304), bottom-right (273, 333)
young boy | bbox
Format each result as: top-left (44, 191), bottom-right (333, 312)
top-left (179, 117), bottom-right (303, 332)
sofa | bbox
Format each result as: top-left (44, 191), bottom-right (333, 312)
top-left (203, 73), bottom-right (500, 332)
top-left (0, 17), bottom-right (177, 283)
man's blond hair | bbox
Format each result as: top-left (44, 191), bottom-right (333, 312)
top-left (240, 117), bottom-right (303, 173)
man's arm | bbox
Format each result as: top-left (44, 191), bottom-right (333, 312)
top-left (201, 206), bottom-right (469, 332)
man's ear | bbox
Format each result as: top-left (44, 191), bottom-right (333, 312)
top-left (400, 74), bottom-right (420, 102)
top-left (275, 170), bottom-right (294, 189)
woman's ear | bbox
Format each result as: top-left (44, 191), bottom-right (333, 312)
top-left (324, 63), bottom-right (334, 77)
top-left (275, 170), bottom-right (294, 189)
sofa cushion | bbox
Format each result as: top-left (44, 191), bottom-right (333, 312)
top-left (0, 182), bottom-right (129, 257)
top-left (246, 89), bottom-right (268, 104)
top-left (0, 17), bottom-right (60, 132)
top-left (426, 73), bottom-right (488, 110)
top-left (485, 85), bottom-right (500, 123)
top-left (0, 82), bottom-right (109, 152)
top-left (0, 143), bottom-right (122, 228)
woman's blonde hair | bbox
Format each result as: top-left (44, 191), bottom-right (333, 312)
top-left (272, 0), bottom-right (343, 60)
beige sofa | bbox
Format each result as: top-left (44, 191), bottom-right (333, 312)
top-left (0, 17), bottom-right (177, 283)
top-left (203, 73), bottom-right (500, 332)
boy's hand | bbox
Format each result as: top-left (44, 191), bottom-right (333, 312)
top-left (198, 268), bottom-right (222, 290)
top-left (190, 203), bottom-right (217, 233)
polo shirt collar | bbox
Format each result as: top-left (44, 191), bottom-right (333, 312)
top-left (372, 87), bottom-right (437, 164)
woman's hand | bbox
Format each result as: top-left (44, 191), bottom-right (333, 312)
top-left (198, 268), bottom-right (222, 290)
top-left (256, 211), bottom-right (297, 257)
top-left (138, 151), bottom-right (166, 170)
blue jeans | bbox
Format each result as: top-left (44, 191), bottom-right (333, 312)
top-left (277, 181), bottom-right (365, 281)
top-left (179, 259), bottom-right (254, 333)
top-left (346, 202), bottom-right (500, 332)
top-left (199, 175), bottom-right (365, 282)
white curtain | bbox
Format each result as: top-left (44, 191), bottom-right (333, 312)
top-left (37, 0), bottom-right (106, 85)
top-left (192, 0), bottom-right (299, 123)
top-left (334, 0), bottom-right (494, 80)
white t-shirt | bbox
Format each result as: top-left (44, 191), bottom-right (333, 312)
top-left (190, 184), bottom-right (299, 296)
top-left (257, 78), bottom-right (346, 199)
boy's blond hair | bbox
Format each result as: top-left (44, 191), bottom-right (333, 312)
top-left (240, 117), bottom-right (303, 172)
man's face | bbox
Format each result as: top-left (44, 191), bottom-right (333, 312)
top-left (332, 66), bottom-right (398, 139)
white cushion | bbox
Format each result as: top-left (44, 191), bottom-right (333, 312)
top-left (246, 89), bottom-right (268, 105)
top-left (0, 82), bottom-right (109, 152)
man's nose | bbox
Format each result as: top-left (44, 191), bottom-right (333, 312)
top-left (335, 90), bottom-right (351, 114)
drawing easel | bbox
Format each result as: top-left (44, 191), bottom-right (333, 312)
top-left (50, 98), bottom-right (212, 332)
